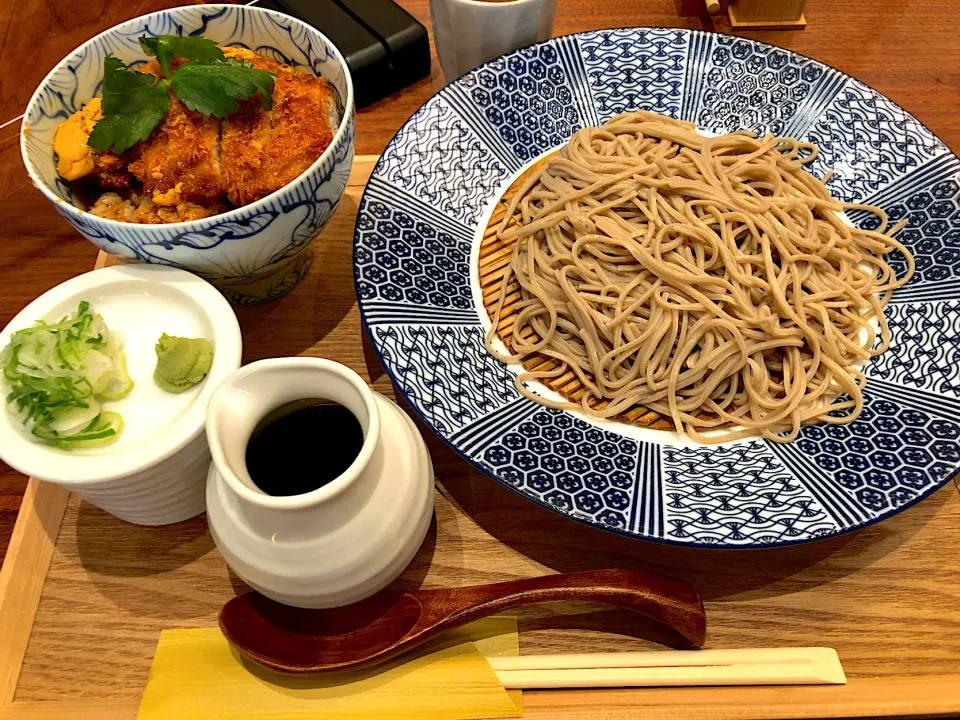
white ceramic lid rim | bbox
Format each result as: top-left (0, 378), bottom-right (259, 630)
top-left (0, 265), bottom-right (242, 483)
top-left (20, 3), bottom-right (355, 230)
top-left (206, 357), bottom-right (382, 511)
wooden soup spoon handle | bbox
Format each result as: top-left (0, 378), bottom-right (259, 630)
top-left (220, 568), bottom-right (707, 673)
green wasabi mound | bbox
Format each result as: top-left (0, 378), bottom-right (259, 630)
top-left (153, 334), bottom-right (213, 393)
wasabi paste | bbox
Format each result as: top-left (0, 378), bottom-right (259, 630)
top-left (153, 334), bottom-right (213, 393)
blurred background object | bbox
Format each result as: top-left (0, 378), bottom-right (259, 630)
top-left (430, 0), bottom-right (557, 82)
top-left (727, 0), bottom-right (807, 28)
top-left (259, 0), bottom-right (431, 107)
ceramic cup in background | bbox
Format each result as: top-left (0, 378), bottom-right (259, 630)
top-left (430, 0), bottom-right (557, 81)
top-left (205, 357), bottom-right (434, 609)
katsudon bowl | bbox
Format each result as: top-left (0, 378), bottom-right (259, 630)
top-left (21, 4), bottom-right (355, 304)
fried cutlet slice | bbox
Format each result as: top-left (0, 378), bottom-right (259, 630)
top-left (220, 49), bottom-right (337, 206)
top-left (90, 150), bottom-right (134, 190)
top-left (127, 59), bottom-right (226, 205)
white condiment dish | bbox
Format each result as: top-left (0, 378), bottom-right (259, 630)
top-left (0, 265), bottom-right (242, 524)
top-left (205, 357), bottom-right (434, 609)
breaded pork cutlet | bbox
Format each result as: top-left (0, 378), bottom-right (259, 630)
top-left (127, 59), bottom-right (226, 207)
top-left (220, 48), bottom-right (337, 206)
top-left (90, 151), bottom-right (135, 190)
top-left (58, 48), bottom-right (339, 223)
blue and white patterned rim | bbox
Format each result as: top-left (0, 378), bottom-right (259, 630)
top-left (354, 28), bottom-right (960, 548)
top-left (20, 4), bottom-right (356, 303)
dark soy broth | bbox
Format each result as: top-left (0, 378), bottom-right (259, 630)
top-left (245, 398), bottom-right (364, 497)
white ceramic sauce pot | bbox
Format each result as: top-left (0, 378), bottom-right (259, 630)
top-left (205, 357), bottom-right (434, 609)
top-left (430, 0), bottom-right (558, 81)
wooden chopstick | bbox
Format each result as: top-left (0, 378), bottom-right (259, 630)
top-left (487, 648), bottom-right (846, 689)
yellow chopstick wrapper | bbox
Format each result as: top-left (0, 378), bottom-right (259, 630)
top-left (137, 617), bottom-right (523, 720)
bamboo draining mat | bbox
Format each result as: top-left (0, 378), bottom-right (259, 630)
top-left (1, 157), bottom-right (960, 720)
top-left (480, 156), bottom-right (669, 430)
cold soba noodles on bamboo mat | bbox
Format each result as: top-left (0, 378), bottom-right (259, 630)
top-left (485, 111), bottom-right (914, 443)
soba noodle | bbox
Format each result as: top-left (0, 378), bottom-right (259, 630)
top-left (485, 111), bottom-right (914, 443)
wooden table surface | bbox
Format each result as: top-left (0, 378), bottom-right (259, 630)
top-left (3, 0), bottom-right (960, 563)
top-left (2, 161), bottom-right (958, 720)
top-left (0, 1), bottom-right (959, 717)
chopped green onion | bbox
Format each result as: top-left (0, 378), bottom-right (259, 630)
top-left (0, 302), bottom-right (133, 449)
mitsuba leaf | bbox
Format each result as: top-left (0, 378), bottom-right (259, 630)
top-left (170, 60), bottom-right (275, 118)
top-left (139, 34), bottom-right (224, 77)
top-left (87, 55), bottom-right (170, 154)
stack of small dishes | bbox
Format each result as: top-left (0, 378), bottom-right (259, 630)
top-left (0, 265), bottom-right (242, 525)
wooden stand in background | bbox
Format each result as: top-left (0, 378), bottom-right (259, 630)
top-left (727, 0), bottom-right (807, 29)
top-left (674, 0), bottom-right (723, 17)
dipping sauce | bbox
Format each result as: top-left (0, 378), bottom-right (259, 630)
top-left (245, 399), bottom-right (364, 497)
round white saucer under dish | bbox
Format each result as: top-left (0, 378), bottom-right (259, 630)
top-left (0, 264), bottom-right (242, 524)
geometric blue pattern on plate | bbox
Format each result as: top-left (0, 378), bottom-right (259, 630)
top-left (446, 36), bottom-right (599, 170)
top-left (576, 29), bottom-right (689, 121)
top-left (355, 28), bottom-right (960, 547)
top-left (371, 325), bottom-right (516, 435)
top-left (373, 95), bottom-right (509, 225)
top-left (678, 33), bottom-right (846, 136)
top-left (473, 407), bottom-right (645, 531)
top-left (661, 442), bottom-right (838, 545)
top-left (868, 301), bottom-right (960, 398)
top-left (354, 178), bottom-right (478, 325)
top-left (851, 157), bottom-right (960, 302)
top-left (769, 379), bottom-right (960, 523)
top-left (804, 79), bottom-right (946, 202)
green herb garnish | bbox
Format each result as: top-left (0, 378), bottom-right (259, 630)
top-left (171, 59), bottom-right (275, 117)
top-left (1, 301), bottom-right (133, 450)
top-left (139, 34), bottom-right (224, 77)
top-left (88, 56), bottom-right (171, 154)
top-left (87, 35), bottom-right (276, 154)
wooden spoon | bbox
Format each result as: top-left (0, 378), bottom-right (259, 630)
top-left (220, 568), bottom-right (707, 673)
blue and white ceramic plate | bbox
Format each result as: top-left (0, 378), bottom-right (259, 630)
top-left (354, 29), bottom-right (960, 547)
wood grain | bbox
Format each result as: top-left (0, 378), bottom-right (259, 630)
top-left (7, 161), bottom-right (960, 720)
top-left (3, 0), bottom-right (960, 567)
top-left (0, 0), bottom-right (225, 124)
top-left (0, 480), bottom-right (68, 704)
top-left (7, 679), bottom-right (960, 720)
top-left (13, 484), bottom-right (960, 714)
top-left (0, 0), bottom-right (959, 716)
top-left (0, 699), bottom-right (138, 720)
top-left (219, 568), bottom-right (706, 672)
top-left (7, 677), bottom-right (960, 720)
top-left (674, 0), bottom-right (713, 17)
top-left (727, 0), bottom-right (806, 25)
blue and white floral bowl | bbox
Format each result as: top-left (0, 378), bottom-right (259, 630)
top-left (356, 28), bottom-right (960, 548)
top-left (21, 4), bottom-right (355, 304)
